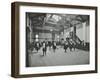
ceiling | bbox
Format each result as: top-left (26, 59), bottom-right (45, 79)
top-left (27, 13), bottom-right (89, 33)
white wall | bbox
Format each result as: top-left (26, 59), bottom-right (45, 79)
top-left (86, 25), bottom-right (90, 42)
top-left (76, 26), bottom-right (83, 40)
top-left (76, 22), bottom-right (90, 42)
top-left (0, 0), bottom-right (100, 80)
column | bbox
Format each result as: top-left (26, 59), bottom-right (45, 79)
top-left (29, 19), bottom-right (32, 43)
top-left (82, 22), bottom-right (86, 42)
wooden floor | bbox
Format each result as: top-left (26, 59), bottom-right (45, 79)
top-left (27, 46), bottom-right (89, 67)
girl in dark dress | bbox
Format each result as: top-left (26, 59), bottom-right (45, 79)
top-left (64, 41), bottom-right (68, 53)
top-left (69, 39), bottom-right (73, 51)
top-left (42, 42), bottom-right (47, 56)
top-left (52, 42), bottom-right (56, 53)
top-left (35, 42), bottom-right (40, 52)
top-left (48, 41), bottom-right (52, 50)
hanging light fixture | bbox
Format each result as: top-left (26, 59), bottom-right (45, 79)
top-left (35, 34), bottom-right (38, 38)
top-left (35, 34), bottom-right (39, 42)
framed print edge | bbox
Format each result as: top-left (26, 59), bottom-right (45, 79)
top-left (11, 2), bottom-right (20, 78)
top-left (11, 2), bottom-right (98, 78)
top-left (95, 6), bottom-right (98, 73)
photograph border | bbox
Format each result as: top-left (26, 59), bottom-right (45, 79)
top-left (11, 2), bottom-right (98, 78)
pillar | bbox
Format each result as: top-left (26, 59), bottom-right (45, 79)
top-left (82, 22), bottom-right (86, 42)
